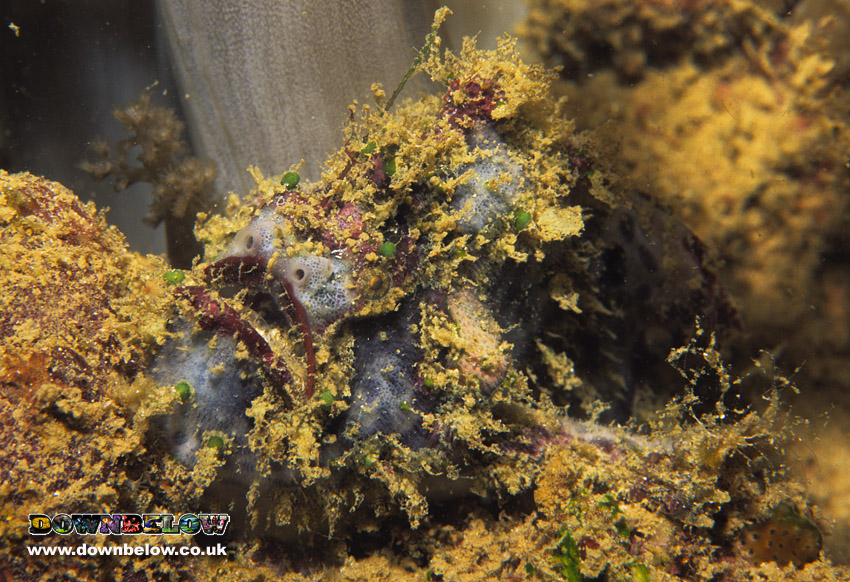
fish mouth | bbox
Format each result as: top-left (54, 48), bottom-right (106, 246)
top-left (204, 254), bottom-right (292, 333)
top-left (205, 254), bottom-right (269, 288)
top-left (205, 253), bottom-right (317, 398)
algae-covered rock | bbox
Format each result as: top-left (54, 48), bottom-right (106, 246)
top-left (0, 170), bottom-right (176, 580)
top-left (521, 0), bottom-right (850, 566)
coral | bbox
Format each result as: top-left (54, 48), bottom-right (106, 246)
top-left (157, 0), bottom-right (439, 193)
top-left (0, 171), bottom-right (170, 386)
top-left (0, 171), bottom-right (175, 580)
top-left (127, 31), bottom-right (837, 581)
top-left (521, 0), bottom-right (789, 82)
top-left (82, 93), bottom-right (217, 268)
top-left (520, 2), bottom-right (850, 557)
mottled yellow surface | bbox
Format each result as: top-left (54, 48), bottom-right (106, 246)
top-left (3, 6), bottom-right (850, 580)
top-left (0, 171), bottom-right (177, 579)
top-left (523, 0), bottom-right (850, 572)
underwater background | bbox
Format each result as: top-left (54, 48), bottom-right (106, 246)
top-left (2, 1), bottom-right (850, 580)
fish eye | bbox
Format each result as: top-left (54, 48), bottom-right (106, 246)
top-left (294, 268), bottom-right (306, 281)
top-left (246, 235), bottom-right (255, 250)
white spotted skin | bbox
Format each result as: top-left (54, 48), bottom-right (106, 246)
top-left (223, 208), bottom-right (356, 327)
top-left (226, 208), bottom-right (282, 259)
top-left (284, 255), bottom-right (356, 327)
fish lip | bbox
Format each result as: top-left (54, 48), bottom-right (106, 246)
top-left (204, 253), bottom-right (318, 398)
top-left (205, 254), bottom-right (269, 288)
top-left (172, 283), bottom-right (295, 406)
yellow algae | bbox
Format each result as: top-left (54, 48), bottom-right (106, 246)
top-left (2, 5), bottom-right (848, 580)
top-left (525, 0), bottom-right (850, 393)
top-left (535, 204), bottom-right (583, 242)
top-left (0, 171), bottom-right (177, 573)
top-left (522, 6), bottom-right (850, 569)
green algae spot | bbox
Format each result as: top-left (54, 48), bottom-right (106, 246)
top-left (174, 381), bottom-right (192, 402)
top-left (566, 492), bottom-right (588, 527)
top-left (163, 270), bottom-right (185, 286)
top-left (379, 241), bottom-right (397, 258)
top-left (383, 155), bottom-right (397, 177)
top-left (399, 401), bottom-right (411, 411)
top-left (513, 208), bottom-right (532, 230)
top-left (281, 171), bottom-right (300, 189)
top-left (318, 390), bottom-right (335, 409)
top-left (424, 377), bottom-right (435, 388)
top-left (630, 563), bottom-right (650, 582)
top-left (553, 529), bottom-right (583, 582)
top-left (380, 143), bottom-right (400, 177)
top-left (207, 436), bottom-right (224, 450)
top-left (360, 141), bottom-right (377, 157)
top-left (597, 493), bottom-right (621, 517)
top-left (362, 452), bottom-right (377, 469)
top-left (614, 518), bottom-right (632, 538)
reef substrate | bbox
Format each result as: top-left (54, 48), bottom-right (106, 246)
top-left (1, 29), bottom-right (848, 582)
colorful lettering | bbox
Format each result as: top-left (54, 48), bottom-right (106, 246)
top-left (71, 514), bottom-right (103, 535)
top-left (199, 514), bottom-right (230, 535)
top-left (143, 514), bottom-right (162, 534)
top-left (160, 514), bottom-right (180, 534)
top-left (178, 514), bottom-right (200, 535)
top-left (28, 514), bottom-right (51, 535)
top-left (100, 514), bottom-right (122, 535)
top-left (52, 514), bottom-right (73, 535)
top-left (121, 514), bottom-right (143, 534)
